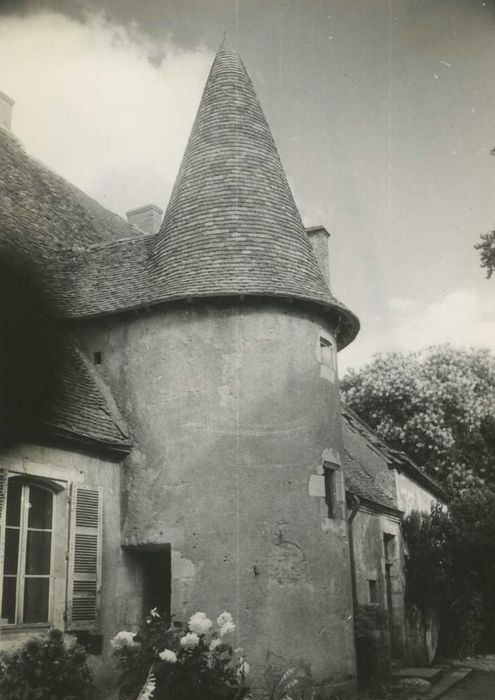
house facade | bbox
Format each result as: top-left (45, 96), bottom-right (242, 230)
top-left (342, 406), bottom-right (446, 670)
top-left (0, 46), bottom-right (361, 694)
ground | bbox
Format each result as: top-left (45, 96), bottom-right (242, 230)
top-left (353, 656), bottom-right (495, 699)
top-left (440, 654), bottom-right (495, 699)
top-left (441, 669), bottom-right (495, 699)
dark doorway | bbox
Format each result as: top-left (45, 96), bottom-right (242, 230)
top-left (126, 544), bottom-right (172, 622)
top-left (142, 545), bottom-right (171, 621)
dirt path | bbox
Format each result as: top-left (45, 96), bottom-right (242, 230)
top-left (441, 670), bottom-right (495, 699)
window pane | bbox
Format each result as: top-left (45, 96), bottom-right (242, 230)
top-left (6, 480), bottom-right (22, 527)
top-left (23, 578), bottom-right (49, 623)
top-left (27, 486), bottom-right (52, 530)
top-left (1, 577), bottom-right (17, 623)
top-left (25, 531), bottom-right (51, 575)
top-left (4, 528), bottom-right (20, 575)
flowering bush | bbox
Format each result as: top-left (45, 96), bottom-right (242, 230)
top-left (112, 609), bottom-right (249, 700)
top-left (0, 628), bottom-right (94, 700)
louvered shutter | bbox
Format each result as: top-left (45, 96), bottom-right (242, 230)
top-left (66, 485), bottom-right (102, 630)
top-left (0, 470), bottom-right (7, 610)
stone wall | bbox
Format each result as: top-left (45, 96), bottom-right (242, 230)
top-left (76, 299), bottom-right (357, 687)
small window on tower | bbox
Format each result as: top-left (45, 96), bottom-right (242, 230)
top-left (93, 351), bottom-right (102, 365)
top-left (368, 579), bottom-right (379, 604)
top-left (324, 466), bottom-right (337, 519)
top-left (319, 337), bottom-right (334, 367)
top-left (318, 334), bottom-right (336, 382)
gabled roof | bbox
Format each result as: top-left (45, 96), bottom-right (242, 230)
top-left (343, 451), bottom-right (399, 513)
top-left (38, 337), bottom-right (132, 454)
top-left (341, 405), bottom-right (446, 500)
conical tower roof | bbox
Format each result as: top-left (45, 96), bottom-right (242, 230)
top-left (151, 46), bottom-right (359, 348)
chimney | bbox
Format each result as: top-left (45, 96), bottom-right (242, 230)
top-left (126, 204), bottom-right (163, 235)
top-left (307, 225), bottom-right (331, 288)
top-left (0, 90), bottom-right (14, 132)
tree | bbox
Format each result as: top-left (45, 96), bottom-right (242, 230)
top-left (403, 488), bottom-right (495, 656)
top-left (475, 230), bottom-right (495, 278)
top-left (474, 147), bottom-right (495, 277)
top-left (341, 345), bottom-right (495, 489)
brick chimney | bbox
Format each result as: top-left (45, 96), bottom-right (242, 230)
top-left (306, 225), bottom-right (331, 288)
top-left (126, 204), bottom-right (163, 235)
top-left (0, 90), bottom-right (14, 131)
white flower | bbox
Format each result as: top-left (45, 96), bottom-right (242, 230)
top-left (110, 631), bottom-right (139, 649)
top-left (216, 611), bottom-right (233, 628)
top-left (209, 638), bottom-right (222, 651)
top-left (188, 611), bottom-right (213, 635)
top-left (150, 607), bottom-right (161, 618)
top-left (219, 620), bottom-right (236, 637)
top-left (180, 632), bottom-right (200, 649)
top-left (158, 649), bottom-right (177, 663)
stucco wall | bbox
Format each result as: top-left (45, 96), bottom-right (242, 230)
top-left (352, 510), bottom-right (405, 657)
top-left (0, 442), bottom-right (139, 694)
top-left (395, 471), bottom-right (438, 516)
top-left (76, 300), bottom-right (357, 687)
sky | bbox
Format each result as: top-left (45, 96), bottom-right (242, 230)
top-left (0, 0), bottom-right (494, 372)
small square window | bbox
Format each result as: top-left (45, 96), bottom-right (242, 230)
top-left (93, 351), bottom-right (102, 365)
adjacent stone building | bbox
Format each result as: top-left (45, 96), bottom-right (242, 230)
top-left (342, 406), bottom-right (445, 670)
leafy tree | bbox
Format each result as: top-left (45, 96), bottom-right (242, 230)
top-left (341, 345), bottom-right (495, 489)
top-left (475, 230), bottom-right (495, 278)
top-left (403, 488), bottom-right (495, 656)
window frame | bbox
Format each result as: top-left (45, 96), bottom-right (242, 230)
top-left (1, 476), bottom-right (57, 628)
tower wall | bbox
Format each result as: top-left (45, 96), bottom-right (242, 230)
top-left (76, 300), bottom-right (357, 686)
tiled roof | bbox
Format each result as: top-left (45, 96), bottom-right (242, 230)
top-left (343, 451), bottom-right (397, 511)
top-left (341, 405), bottom-right (446, 500)
top-left (0, 127), bottom-right (135, 259)
top-left (149, 47), bottom-right (358, 349)
top-left (37, 337), bottom-right (132, 453)
top-left (0, 48), bottom-right (358, 349)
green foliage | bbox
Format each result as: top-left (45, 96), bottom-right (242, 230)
top-left (260, 661), bottom-right (341, 700)
top-left (475, 230), bottom-right (495, 278)
top-left (403, 488), bottom-right (495, 656)
top-left (112, 610), bottom-right (249, 700)
top-left (341, 345), bottom-right (495, 489)
top-left (0, 628), bottom-right (95, 700)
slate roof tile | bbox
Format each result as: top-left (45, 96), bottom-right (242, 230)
top-left (341, 405), bottom-right (446, 500)
top-left (38, 336), bottom-right (132, 453)
top-left (343, 451), bottom-right (397, 511)
top-left (0, 47), bottom-right (359, 349)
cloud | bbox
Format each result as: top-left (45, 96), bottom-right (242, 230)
top-left (0, 11), bottom-right (213, 215)
top-left (339, 288), bottom-right (495, 373)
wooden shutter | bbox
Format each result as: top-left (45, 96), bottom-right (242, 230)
top-left (66, 485), bottom-right (102, 630)
top-left (0, 470), bottom-right (7, 612)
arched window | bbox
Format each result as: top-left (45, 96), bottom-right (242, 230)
top-left (1, 479), bottom-right (54, 625)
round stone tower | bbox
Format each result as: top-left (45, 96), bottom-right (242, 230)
top-left (77, 45), bottom-right (359, 689)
